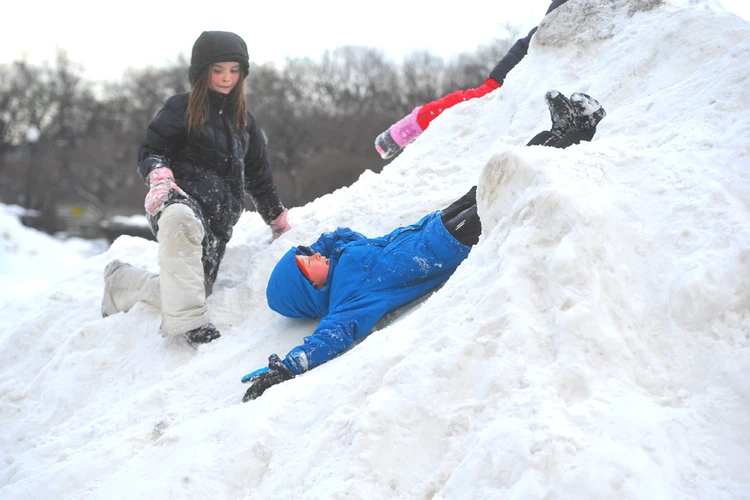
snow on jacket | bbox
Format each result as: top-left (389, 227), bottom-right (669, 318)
top-left (137, 90), bottom-right (284, 242)
top-left (266, 211), bottom-right (471, 375)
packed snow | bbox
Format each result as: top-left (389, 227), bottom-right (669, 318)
top-left (0, 206), bottom-right (107, 301)
top-left (1, 0), bottom-right (749, 498)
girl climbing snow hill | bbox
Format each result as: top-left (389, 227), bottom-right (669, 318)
top-left (102, 31), bottom-right (290, 345)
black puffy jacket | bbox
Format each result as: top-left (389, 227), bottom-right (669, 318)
top-left (138, 90), bottom-right (284, 241)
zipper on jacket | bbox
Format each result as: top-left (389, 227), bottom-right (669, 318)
top-left (218, 94), bottom-right (227, 115)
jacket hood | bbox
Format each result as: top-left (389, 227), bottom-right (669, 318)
top-left (189, 31), bottom-right (250, 85)
top-left (266, 247), bottom-right (330, 319)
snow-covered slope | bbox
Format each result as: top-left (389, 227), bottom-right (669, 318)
top-left (0, 206), bottom-right (107, 301)
top-left (1, 0), bottom-right (749, 498)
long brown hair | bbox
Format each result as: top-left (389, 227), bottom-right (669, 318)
top-left (186, 67), bottom-right (248, 138)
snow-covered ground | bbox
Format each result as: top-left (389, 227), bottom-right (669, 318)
top-left (0, 206), bottom-right (108, 302)
top-left (1, 0), bottom-right (749, 498)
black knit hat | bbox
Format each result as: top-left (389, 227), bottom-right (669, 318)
top-left (188, 31), bottom-right (250, 85)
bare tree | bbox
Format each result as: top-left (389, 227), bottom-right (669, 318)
top-left (442, 26), bottom-right (520, 92)
top-left (116, 58), bottom-right (191, 134)
top-left (401, 50), bottom-right (445, 108)
top-left (0, 32), bottom-right (524, 235)
top-left (0, 59), bottom-right (56, 145)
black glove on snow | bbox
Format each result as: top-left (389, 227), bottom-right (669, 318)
top-left (242, 354), bottom-right (295, 402)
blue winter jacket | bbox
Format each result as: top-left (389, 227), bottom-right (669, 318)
top-left (266, 211), bottom-right (471, 375)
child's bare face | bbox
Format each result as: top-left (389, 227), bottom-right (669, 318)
top-left (209, 62), bottom-right (241, 94)
top-left (296, 253), bottom-right (330, 289)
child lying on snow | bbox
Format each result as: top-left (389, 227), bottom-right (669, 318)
top-left (241, 91), bottom-right (607, 402)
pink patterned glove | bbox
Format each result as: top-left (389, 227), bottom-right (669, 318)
top-left (144, 167), bottom-right (187, 216)
top-left (269, 209), bottom-right (290, 240)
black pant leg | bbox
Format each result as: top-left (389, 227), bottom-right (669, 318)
top-left (443, 204), bottom-right (482, 247)
top-left (527, 128), bottom-right (595, 149)
top-left (553, 129), bottom-right (595, 149)
top-left (440, 186), bottom-right (477, 221)
top-left (526, 130), bottom-right (560, 147)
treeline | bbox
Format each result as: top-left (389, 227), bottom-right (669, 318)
top-left (0, 32), bottom-right (516, 228)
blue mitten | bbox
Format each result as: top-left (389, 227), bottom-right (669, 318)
top-left (241, 366), bottom-right (269, 383)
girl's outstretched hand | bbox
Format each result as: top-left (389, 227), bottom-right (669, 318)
top-left (269, 209), bottom-right (290, 240)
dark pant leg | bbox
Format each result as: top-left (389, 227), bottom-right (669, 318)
top-left (527, 128), bottom-right (596, 149)
top-left (440, 186), bottom-right (477, 220)
top-left (442, 204), bottom-right (482, 247)
top-left (526, 130), bottom-right (560, 147)
top-left (441, 187), bottom-right (481, 246)
top-left (553, 129), bottom-right (595, 149)
top-left (202, 235), bottom-right (226, 296)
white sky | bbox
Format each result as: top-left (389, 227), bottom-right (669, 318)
top-left (1, 0), bottom-right (748, 82)
top-left (2, 0), bottom-right (750, 497)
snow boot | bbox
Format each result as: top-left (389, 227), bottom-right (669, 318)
top-left (101, 259), bottom-right (130, 318)
top-left (375, 128), bottom-right (402, 160)
top-left (545, 90), bottom-right (575, 138)
top-left (570, 92), bottom-right (607, 132)
top-left (185, 322), bottom-right (221, 345)
top-left (375, 106), bottom-right (423, 159)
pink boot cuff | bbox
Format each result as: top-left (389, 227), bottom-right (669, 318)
top-left (389, 107), bottom-right (424, 148)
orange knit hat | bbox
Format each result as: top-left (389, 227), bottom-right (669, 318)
top-left (295, 254), bottom-right (314, 281)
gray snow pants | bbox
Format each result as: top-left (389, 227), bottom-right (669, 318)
top-left (104, 200), bottom-right (226, 336)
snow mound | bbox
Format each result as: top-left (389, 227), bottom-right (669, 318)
top-left (1, 1), bottom-right (749, 498)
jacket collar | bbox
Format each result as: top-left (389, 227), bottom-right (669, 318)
top-left (208, 89), bottom-right (231, 110)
